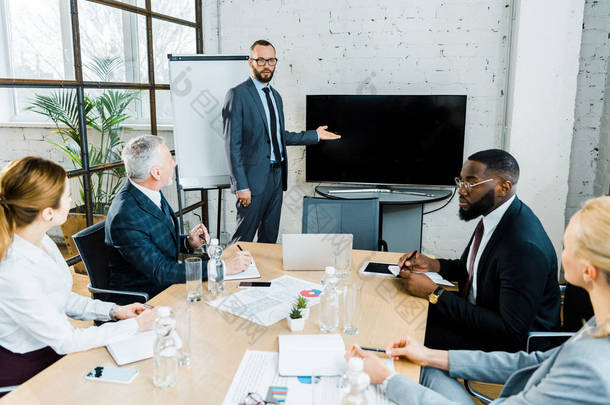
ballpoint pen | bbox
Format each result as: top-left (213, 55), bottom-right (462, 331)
top-left (400, 250), bottom-right (418, 270)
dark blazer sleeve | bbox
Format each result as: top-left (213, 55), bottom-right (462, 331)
top-left (435, 241), bottom-right (553, 349)
top-left (275, 92), bottom-right (319, 146)
top-left (109, 212), bottom-right (187, 287)
top-left (223, 87), bottom-right (249, 191)
top-left (438, 258), bottom-right (467, 285)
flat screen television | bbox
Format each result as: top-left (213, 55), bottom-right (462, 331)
top-left (306, 95), bottom-right (467, 186)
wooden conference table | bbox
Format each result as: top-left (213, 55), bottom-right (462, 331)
top-left (2, 242), bottom-right (428, 405)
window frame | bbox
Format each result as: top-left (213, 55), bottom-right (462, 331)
top-left (0, 0), bottom-right (204, 266)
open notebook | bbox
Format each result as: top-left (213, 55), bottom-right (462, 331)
top-left (225, 258), bottom-right (261, 281)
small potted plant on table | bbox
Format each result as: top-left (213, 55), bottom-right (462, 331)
top-left (287, 306), bottom-right (305, 332)
top-left (296, 295), bottom-right (309, 320)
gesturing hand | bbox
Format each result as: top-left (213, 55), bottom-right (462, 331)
top-left (317, 125), bottom-right (341, 140)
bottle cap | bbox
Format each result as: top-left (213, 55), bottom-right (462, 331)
top-left (347, 356), bottom-right (364, 371)
top-left (157, 306), bottom-right (171, 318)
top-left (210, 238), bottom-right (219, 245)
top-left (325, 266), bottom-right (336, 276)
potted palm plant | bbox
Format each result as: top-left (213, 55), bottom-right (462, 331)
top-left (27, 57), bottom-right (138, 271)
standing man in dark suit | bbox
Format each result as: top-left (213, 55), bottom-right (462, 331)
top-left (105, 135), bottom-right (252, 304)
top-left (397, 149), bottom-right (560, 354)
top-left (223, 39), bottom-right (341, 244)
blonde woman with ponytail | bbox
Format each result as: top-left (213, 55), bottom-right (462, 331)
top-left (346, 196), bottom-right (610, 405)
top-left (0, 157), bottom-right (157, 390)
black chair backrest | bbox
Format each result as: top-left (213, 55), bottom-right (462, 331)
top-left (72, 221), bottom-right (110, 290)
top-left (563, 283), bottom-right (594, 332)
top-left (302, 196), bottom-right (380, 250)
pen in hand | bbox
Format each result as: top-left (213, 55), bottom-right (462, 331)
top-left (400, 250), bottom-right (418, 271)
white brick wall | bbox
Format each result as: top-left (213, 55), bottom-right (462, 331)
top-left (566, 0), bottom-right (610, 220)
top-left (2, 1), bottom-right (607, 261)
top-left (203, 0), bottom-right (511, 257)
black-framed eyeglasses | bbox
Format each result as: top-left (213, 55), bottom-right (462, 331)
top-left (250, 57), bottom-right (278, 66)
top-left (241, 392), bottom-right (275, 405)
top-left (454, 177), bottom-right (494, 193)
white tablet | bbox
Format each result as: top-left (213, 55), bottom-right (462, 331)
top-left (358, 261), bottom-right (399, 278)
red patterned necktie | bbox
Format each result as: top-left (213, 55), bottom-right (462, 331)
top-left (462, 219), bottom-right (484, 298)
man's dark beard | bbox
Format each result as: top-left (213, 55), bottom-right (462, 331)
top-left (253, 68), bottom-right (274, 83)
top-left (459, 188), bottom-right (496, 221)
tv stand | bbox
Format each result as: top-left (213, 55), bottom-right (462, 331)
top-left (315, 185), bottom-right (453, 253)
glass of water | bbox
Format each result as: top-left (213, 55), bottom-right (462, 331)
top-left (334, 249), bottom-right (352, 280)
top-left (343, 281), bottom-right (362, 335)
top-left (175, 305), bottom-right (192, 367)
top-left (185, 257), bottom-right (203, 302)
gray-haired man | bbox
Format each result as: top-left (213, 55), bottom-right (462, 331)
top-left (105, 135), bottom-right (251, 304)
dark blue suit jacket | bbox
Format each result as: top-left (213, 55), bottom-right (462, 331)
top-left (433, 197), bottom-right (561, 352)
top-left (105, 181), bottom-right (207, 302)
top-left (222, 78), bottom-right (318, 194)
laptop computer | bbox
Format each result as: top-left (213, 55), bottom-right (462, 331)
top-left (281, 234), bottom-right (353, 270)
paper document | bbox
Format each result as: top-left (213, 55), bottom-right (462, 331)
top-left (388, 265), bottom-right (454, 287)
top-left (106, 331), bottom-right (155, 366)
top-left (207, 275), bottom-right (322, 327)
top-left (222, 350), bottom-right (394, 405)
top-left (278, 334), bottom-right (345, 376)
top-left (225, 258), bottom-right (261, 281)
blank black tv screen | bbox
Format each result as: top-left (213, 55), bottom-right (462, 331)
top-left (306, 95), bottom-right (466, 186)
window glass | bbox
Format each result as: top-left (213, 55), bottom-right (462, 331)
top-left (0, 0), bottom-right (74, 80)
top-left (153, 19), bottom-right (196, 84)
top-left (151, 0), bottom-right (196, 22)
top-left (79, 1), bottom-right (148, 84)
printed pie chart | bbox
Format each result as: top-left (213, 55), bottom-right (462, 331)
top-left (300, 289), bottom-right (321, 298)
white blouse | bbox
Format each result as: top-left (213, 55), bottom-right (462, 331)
top-left (0, 233), bottom-right (138, 355)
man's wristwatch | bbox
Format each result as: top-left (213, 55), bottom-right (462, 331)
top-left (109, 305), bottom-right (119, 321)
top-left (427, 286), bottom-right (445, 304)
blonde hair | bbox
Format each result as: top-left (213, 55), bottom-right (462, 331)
top-left (573, 196), bottom-right (610, 338)
top-left (0, 157), bottom-right (66, 259)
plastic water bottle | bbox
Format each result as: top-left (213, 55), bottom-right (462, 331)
top-left (207, 239), bottom-right (225, 294)
top-left (319, 266), bottom-right (339, 332)
top-left (153, 307), bottom-right (179, 388)
top-left (341, 357), bottom-right (370, 405)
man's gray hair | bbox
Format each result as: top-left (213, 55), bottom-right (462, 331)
top-left (122, 135), bottom-right (165, 180)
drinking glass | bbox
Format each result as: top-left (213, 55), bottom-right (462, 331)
top-left (342, 281), bottom-right (362, 335)
top-left (174, 305), bottom-right (192, 367)
top-left (334, 249), bottom-right (352, 280)
top-left (185, 257), bottom-right (202, 302)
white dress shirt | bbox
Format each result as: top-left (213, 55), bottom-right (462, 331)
top-left (129, 178), bottom-right (162, 209)
top-left (467, 195), bottom-right (516, 304)
top-left (0, 234), bottom-right (138, 355)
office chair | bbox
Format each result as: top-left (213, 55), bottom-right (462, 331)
top-left (72, 221), bottom-right (149, 304)
top-left (302, 197), bottom-right (383, 251)
top-left (465, 283), bottom-right (595, 404)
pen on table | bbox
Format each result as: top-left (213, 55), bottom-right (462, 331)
top-left (237, 244), bottom-right (243, 251)
top-left (400, 250), bottom-right (418, 270)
